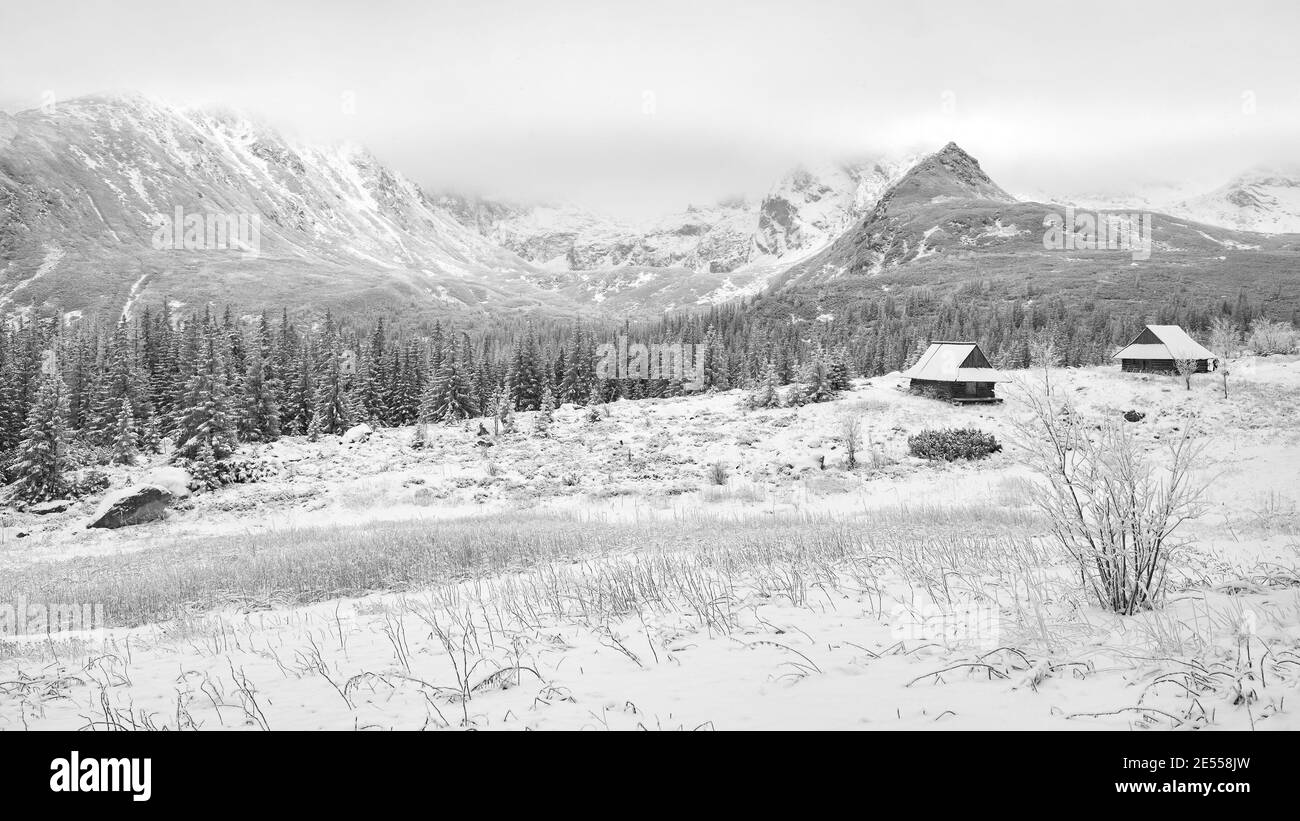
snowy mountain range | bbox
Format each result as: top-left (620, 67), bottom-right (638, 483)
top-left (771, 142), bottom-right (1300, 319)
top-left (433, 154), bottom-right (923, 276)
top-left (0, 93), bottom-right (559, 321)
top-left (0, 94), bottom-right (927, 319)
top-left (2, 92), bottom-right (1298, 322)
top-left (1169, 167), bottom-right (1300, 234)
top-left (1021, 166), bottom-right (1300, 235)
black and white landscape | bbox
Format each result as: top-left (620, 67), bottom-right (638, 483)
top-left (1, 0), bottom-right (1298, 733)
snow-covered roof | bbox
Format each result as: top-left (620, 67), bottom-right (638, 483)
top-left (902, 342), bottom-right (1006, 383)
top-left (1113, 325), bottom-right (1217, 361)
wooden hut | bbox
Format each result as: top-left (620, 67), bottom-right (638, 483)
top-left (1113, 325), bottom-right (1218, 374)
top-left (901, 341), bottom-right (1005, 404)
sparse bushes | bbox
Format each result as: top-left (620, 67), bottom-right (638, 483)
top-left (707, 462), bottom-right (728, 485)
top-left (908, 428), bottom-right (1001, 461)
top-left (1013, 376), bottom-right (1208, 614)
top-left (217, 456), bottom-right (279, 485)
top-left (179, 453), bottom-right (278, 492)
top-left (1247, 318), bottom-right (1298, 356)
top-left (67, 468), bottom-right (111, 499)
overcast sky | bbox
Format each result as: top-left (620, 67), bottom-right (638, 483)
top-left (2, 0), bottom-right (1298, 219)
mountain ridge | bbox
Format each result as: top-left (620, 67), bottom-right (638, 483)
top-left (3, 93), bottom-right (1299, 325)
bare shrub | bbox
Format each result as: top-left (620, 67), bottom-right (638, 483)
top-left (1029, 333), bottom-right (1062, 394)
top-left (706, 462), bottom-right (728, 485)
top-left (840, 415), bottom-right (862, 470)
top-left (1175, 358), bottom-right (1198, 390)
top-left (1013, 377), bottom-right (1208, 614)
top-left (1208, 316), bottom-right (1241, 359)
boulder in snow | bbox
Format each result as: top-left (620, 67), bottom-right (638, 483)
top-left (342, 423), bottom-right (374, 444)
top-left (29, 499), bottom-right (74, 514)
top-left (87, 485), bottom-right (173, 529)
top-left (143, 465), bottom-right (193, 498)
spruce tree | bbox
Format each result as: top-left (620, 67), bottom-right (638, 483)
top-left (111, 396), bottom-right (137, 465)
top-left (535, 383), bottom-right (555, 436)
top-left (309, 321), bottom-right (352, 436)
top-left (800, 359), bottom-right (838, 405)
top-left (826, 347), bottom-right (853, 391)
top-left (421, 336), bottom-right (476, 422)
top-left (745, 361), bottom-right (781, 409)
top-left (172, 320), bottom-right (237, 461)
top-left (12, 369), bottom-right (71, 502)
top-left (240, 346), bottom-right (282, 442)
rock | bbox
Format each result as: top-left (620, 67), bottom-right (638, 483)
top-left (87, 485), bottom-right (173, 529)
top-left (1123, 409), bottom-right (1146, 422)
top-left (143, 465), bottom-right (193, 498)
top-left (342, 423), bottom-right (374, 443)
top-left (29, 499), bottom-right (73, 514)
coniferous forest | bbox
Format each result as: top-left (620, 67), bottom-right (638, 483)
top-left (1, 283), bottom-right (1284, 503)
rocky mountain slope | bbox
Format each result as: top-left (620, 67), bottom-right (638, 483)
top-left (772, 143), bottom-right (1300, 315)
top-left (0, 94), bottom-right (566, 321)
top-left (437, 155), bottom-right (921, 276)
top-left (1168, 166), bottom-right (1300, 234)
top-left (1022, 167), bottom-right (1300, 236)
top-left (0, 94), bottom-right (918, 320)
top-left (3, 94), bottom-right (1297, 323)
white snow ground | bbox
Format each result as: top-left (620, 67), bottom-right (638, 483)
top-left (1, 360), bottom-right (1298, 730)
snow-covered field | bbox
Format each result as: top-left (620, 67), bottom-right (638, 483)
top-left (1, 360), bottom-right (1298, 730)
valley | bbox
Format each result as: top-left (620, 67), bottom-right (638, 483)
top-left (1, 360), bottom-right (1297, 730)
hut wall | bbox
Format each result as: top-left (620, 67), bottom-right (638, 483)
top-left (909, 379), bottom-right (997, 400)
top-left (1121, 358), bottom-right (1214, 374)
top-left (908, 379), bottom-right (955, 399)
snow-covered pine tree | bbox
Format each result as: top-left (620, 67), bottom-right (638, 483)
top-left (535, 383), bottom-right (555, 436)
top-left (12, 368), bottom-right (71, 502)
top-left (281, 339), bottom-right (315, 435)
top-left (90, 318), bottom-right (146, 445)
top-left (745, 361), bottom-right (781, 409)
top-left (558, 327), bottom-right (585, 405)
top-left (508, 325), bottom-right (544, 411)
top-left (702, 326), bottom-right (728, 390)
top-left (360, 319), bottom-right (390, 423)
top-left (0, 325), bottom-right (27, 451)
top-left (800, 358), bottom-right (838, 404)
top-left (419, 335), bottom-right (475, 422)
top-left (172, 319), bottom-right (238, 461)
top-left (111, 396), bottom-right (137, 465)
top-left (189, 438), bottom-right (220, 491)
top-left (240, 345), bottom-right (282, 442)
top-left (826, 346), bottom-right (853, 391)
top-left (308, 318), bottom-right (352, 436)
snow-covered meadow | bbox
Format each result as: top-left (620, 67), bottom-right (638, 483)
top-left (1, 359), bottom-right (1298, 730)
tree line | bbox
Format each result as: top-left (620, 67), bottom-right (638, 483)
top-left (0, 285), bottom-right (1289, 502)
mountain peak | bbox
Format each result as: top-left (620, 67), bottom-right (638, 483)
top-left (875, 142), bottom-right (1015, 209)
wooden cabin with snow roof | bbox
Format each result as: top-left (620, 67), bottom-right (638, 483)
top-left (901, 341), bottom-right (1005, 404)
top-left (1113, 325), bottom-right (1218, 374)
